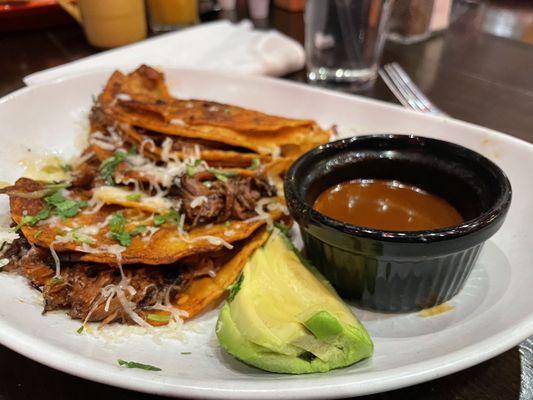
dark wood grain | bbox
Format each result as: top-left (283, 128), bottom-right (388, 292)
top-left (0, 1), bottom-right (532, 399)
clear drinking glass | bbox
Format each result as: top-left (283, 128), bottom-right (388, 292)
top-left (305, 0), bottom-right (393, 88)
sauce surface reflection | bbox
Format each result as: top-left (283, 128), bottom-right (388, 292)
top-left (313, 179), bottom-right (464, 231)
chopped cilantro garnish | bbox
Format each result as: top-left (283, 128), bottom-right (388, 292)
top-left (60, 164), bottom-right (72, 172)
top-left (56, 199), bottom-right (88, 219)
top-left (108, 212), bottom-right (129, 245)
top-left (186, 159), bottom-right (202, 177)
top-left (224, 108), bottom-right (231, 114)
top-left (274, 222), bottom-right (291, 237)
top-left (117, 359), bottom-right (161, 371)
top-left (44, 191), bottom-right (87, 219)
top-left (146, 313), bottom-right (171, 323)
top-left (202, 180), bottom-right (212, 188)
top-left (99, 147), bottom-right (136, 185)
top-left (44, 191), bottom-right (66, 206)
top-left (181, 352), bottom-right (192, 355)
top-left (15, 188), bottom-right (87, 232)
top-left (107, 213), bottom-right (146, 246)
top-left (76, 325), bottom-right (84, 334)
top-left (13, 207), bottom-right (51, 232)
top-left (34, 230), bottom-right (43, 239)
top-left (168, 209), bottom-right (181, 223)
top-left (109, 231), bottom-right (132, 246)
top-left (126, 192), bottom-right (142, 201)
top-left (71, 229), bottom-right (95, 244)
top-left (248, 158), bottom-right (261, 170)
top-left (153, 209), bottom-right (181, 226)
top-left (108, 212), bottom-right (127, 232)
top-left (227, 273), bottom-right (244, 303)
top-left (50, 276), bottom-right (63, 285)
top-left (130, 225), bottom-right (147, 236)
top-left (153, 214), bottom-right (166, 226)
top-left (26, 207), bottom-right (51, 225)
top-left (224, 221), bottom-right (232, 228)
top-left (208, 168), bottom-right (239, 183)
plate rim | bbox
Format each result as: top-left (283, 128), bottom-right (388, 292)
top-left (0, 309), bottom-right (531, 399)
top-left (0, 67), bottom-right (532, 399)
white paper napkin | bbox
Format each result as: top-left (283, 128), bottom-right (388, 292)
top-left (23, 20), bottom-right (305, 86)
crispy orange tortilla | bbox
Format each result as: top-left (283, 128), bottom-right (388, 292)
top-left (106, 106), bottom-right (329, 157)
top-left (99, 66), bottom-right (313, 133)
top-left (97, 66), bottom-right (331, 158)
top-left (8, 178), bottom-right (282, 265)
top-left (178, 227), bottom-right (270, 319)
top-left (111, 94), bottom-right (313, 133)
top-left (98, 66), bottom-right (171, 106)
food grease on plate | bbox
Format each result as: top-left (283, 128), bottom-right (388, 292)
top-left (419, 303), bottom-right (454, 317)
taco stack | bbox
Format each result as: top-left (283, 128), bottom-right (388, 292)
top-left (0, 65), bottom-right (331, 329)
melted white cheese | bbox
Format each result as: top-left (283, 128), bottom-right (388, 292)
top-left (92, 186), bottom-right (176, 214)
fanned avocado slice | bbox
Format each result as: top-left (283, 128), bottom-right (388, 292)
top-left (216, 229), bottom-right (373, 374)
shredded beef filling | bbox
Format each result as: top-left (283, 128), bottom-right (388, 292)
top-left (8, 244), bottom-right (185, 323)
top-left (179, 175), bottom-right (276, 226)
top-left (3, 240), bottom-right (231, 325)
top-left (0, 234), bottom-right (30, 273)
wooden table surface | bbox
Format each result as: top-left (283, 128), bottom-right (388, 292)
top-left (0, 0), bottom-right (532, 399)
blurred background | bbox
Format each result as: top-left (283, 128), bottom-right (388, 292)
top-left (2, 0), bottom-right (533, 140)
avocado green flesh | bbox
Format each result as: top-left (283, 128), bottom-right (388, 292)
top-left (216, 230), bottom-right (373, 374)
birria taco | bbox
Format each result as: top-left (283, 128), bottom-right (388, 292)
top-left (0, 65), bottom-right (330, 330)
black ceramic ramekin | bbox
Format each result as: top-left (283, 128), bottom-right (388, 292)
top-left (284, 134), bottom-right (512, 312)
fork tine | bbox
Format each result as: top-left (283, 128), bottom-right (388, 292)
top-left (383, 64), bottom-right (427, 112)
top-left (389, 62), bottom-right (445, 115)
top-left (378, 68), bottom-right (413, 110)
top-left (389, 62), bottom-right (435, 109)
top-left (384, 64), bottom-right (430, 112)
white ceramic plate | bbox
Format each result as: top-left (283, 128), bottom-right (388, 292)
top-left (0, 69), bottom-right (532, 399)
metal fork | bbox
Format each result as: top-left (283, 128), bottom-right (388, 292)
top-left (379, 62), bottom-right (447, 116)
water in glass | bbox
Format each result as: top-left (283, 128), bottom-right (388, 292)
top-left (305, 0), bottom-right (393, 88)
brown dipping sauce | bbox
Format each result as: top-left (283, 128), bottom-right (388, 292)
top-left (313, 179), bottom-right (464, 231)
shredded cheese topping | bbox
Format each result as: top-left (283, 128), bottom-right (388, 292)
top-left (89, 129), bottom-right (124, 151)
top-left (116, 93), bottom-right (132, 101)
top-left (92, 186), bottom-right (176, 214)
top-left (139, 138), bottom-right (156, 157)
top-left (0, 229), bottom-right (19, 256)
top-left (49, 244), bottom-right (61, 279)
top-left (246, 197), bottom-right (282, 229)
top-left (76, 243), bottom-right (127, 258)
top-left (124, 150), bottom-right (206, 188)
top-left (170, 118), bottom-right (186, 126)
top-left (190, 196), bottom-right (208, 209)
